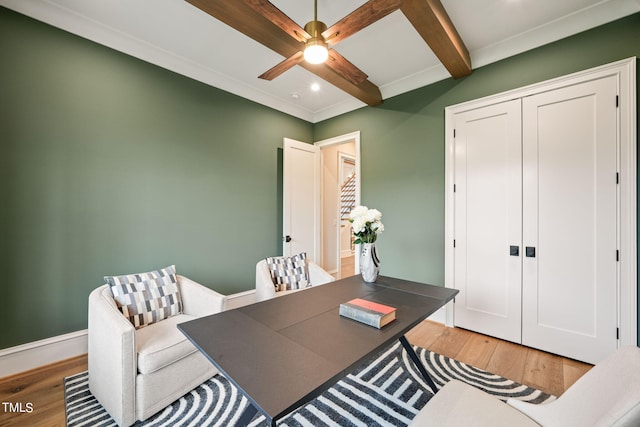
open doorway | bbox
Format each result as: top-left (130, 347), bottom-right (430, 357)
top-left (338, 153), bottom-right (356, 277)
top-left (316, 131), bottom-right (361, 279)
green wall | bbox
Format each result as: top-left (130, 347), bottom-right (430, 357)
top-left (315, 13), bottom-right (640, 336)
top-left (0, 7), bottom-right (312, 348)
top-left (1, 6), bottom-right (638, 349)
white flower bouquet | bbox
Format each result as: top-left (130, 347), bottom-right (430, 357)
top-left (349, 206), bottom-right (384, 244)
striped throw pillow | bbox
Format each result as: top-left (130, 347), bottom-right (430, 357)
top-left (105, 265), bottom-right (183, 329)
top-left (265, 252), bottom-right (310, 292)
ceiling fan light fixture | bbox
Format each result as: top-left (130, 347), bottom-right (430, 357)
top-left (304, 41), bottom-right (328, 64)
top-left (303, 20), bottom-right (328, 64)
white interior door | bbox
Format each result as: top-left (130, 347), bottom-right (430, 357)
top-left (521, 76), bottom-right (618, 364)
top-left (453, 99), bottom-right (523, 343)
top-left (283, 138), bottom-right (320, 261)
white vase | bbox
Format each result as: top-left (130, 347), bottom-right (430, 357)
top-left (361, 242), bottom-right (380, 283)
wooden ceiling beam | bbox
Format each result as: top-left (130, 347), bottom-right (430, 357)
top-left (401, 0), bottom-right (472, 78)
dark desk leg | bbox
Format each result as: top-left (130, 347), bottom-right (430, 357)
top-left (236, 402), bottom-right (258, 427)
top-left (399, 335), bottom-right (439, 394)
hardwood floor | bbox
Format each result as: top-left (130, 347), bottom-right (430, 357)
top-left (0, 320), bottom-right (592, 426)
top-left (0, 355), bottom-right (87, 427)
top-left (405, 320), bottom-right (592, 397)
top-left (338, 254), bottom-right (355, 279)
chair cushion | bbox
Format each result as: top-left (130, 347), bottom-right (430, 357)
top-left (135, 313), bottom-right (199, 375)
top-left (265, 252), bottom-right (310, 291)
top-left (105, 265), bottom-right (183, 328)
top-left (410, 380), bottom-right (540, 426)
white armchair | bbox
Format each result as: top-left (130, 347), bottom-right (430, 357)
top-left (255, 259), bottom-right (335, 302)
top-left (410, 345), bottom-right (640, 426)
top-left (88, 275), bottom-right (226, 427)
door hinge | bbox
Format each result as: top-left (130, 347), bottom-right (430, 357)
top-left (453, 129), bottom-right (456, 138)
top-left (616, 250), bottom-right (620, 261)
top-left (617, 327), bottom-right (620, 340)
top-left (453, 239), bottom-right (456, 248)
top-left (616, 95), bottom-right (619, 108)
top-left (616, 172), bottom-right (620, 184)
top-left (453, 184), bottom-right (456, 193)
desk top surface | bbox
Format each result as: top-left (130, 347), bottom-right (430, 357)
top-left (178, 275), bottom-right (458, 422)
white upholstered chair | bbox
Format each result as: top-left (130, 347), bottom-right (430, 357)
top-left (255, 258), bottom-right (335, 302)
top-left (410, 345), bottom-right (640, 426)
top-left (88, 275), bottom-right (226, 426)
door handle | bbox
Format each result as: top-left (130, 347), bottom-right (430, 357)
top-left (526, 246), bottom-right (536, 257)
top-left (284, 235), bottom-right (292, 242)
top-left (509, 245), bottom-right (519, 256)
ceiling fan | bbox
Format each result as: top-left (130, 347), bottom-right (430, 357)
top-left (185, 0), bottom-right (472, 106)
top-left (252, 0), bottom-right (400, 83)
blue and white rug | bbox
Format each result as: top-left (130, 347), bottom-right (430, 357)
top-left (65, 342), bottom-right (554, 426)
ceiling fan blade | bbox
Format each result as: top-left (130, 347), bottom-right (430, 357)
top-left (259, 51), bottom-right (305, 80)
top-left (242, 0), bottom-right (311, 42)
top-left (322, 0), bottom-right (402, 46)
top-left (326, 49), bottom-right (368, 86)
top-left (400, 0), bottom-right (472, 78)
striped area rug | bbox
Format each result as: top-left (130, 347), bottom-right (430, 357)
top-left (65, 342), bottom-right (554, 426)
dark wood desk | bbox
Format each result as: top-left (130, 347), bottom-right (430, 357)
top-left (178, 275), bottom-right (458, 426)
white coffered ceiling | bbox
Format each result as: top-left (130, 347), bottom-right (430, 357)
top-left (2, 0), bottom-right (638, 122)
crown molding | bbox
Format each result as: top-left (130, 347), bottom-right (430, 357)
top-left (1, 0), bottom-right (638, 123)
top-left (0, 0), bottom-right (317, 122)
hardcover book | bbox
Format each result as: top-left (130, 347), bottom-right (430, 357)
top-left (339, 298), bottom-right (396, 329)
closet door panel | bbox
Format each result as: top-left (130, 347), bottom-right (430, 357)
top-left (453, 100), bottom-right (522, 343)
top-left (522, 76), bottom-right (618, 364)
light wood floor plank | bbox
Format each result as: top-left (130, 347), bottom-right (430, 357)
top-left (454, 332), bottom-right (500, 370)
top-left (404, 318), bottom-right (446, 349)
top-left (562, 357), bottom-right (592, 391)
top-left (485, 340), bottom-right (529, 384)
top-left (338, 256), bottom-right (355, 279)
top-left (523, 349), bottom-right (565, 396)
top-left (425, 325), bottom-right (473, 359)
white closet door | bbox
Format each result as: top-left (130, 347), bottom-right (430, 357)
top-left (453, 100), bottom-right (522, 343)
top-left (522, 76), bottom-right (618, 364)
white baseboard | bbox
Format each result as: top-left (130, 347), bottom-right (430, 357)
top-left (0, 330), bottom-right (88, 379)
top-left (0, 289), bottom-right (448, 378)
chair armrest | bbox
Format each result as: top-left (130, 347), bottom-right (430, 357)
top-left (178, 275), bottom-right (227, 316)
top-left (309, 261), bottom-right (335, 285)
top-left (255, 260), bottom-right (277, 302)
top-left (88, 285), bottom-right (137, 427)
